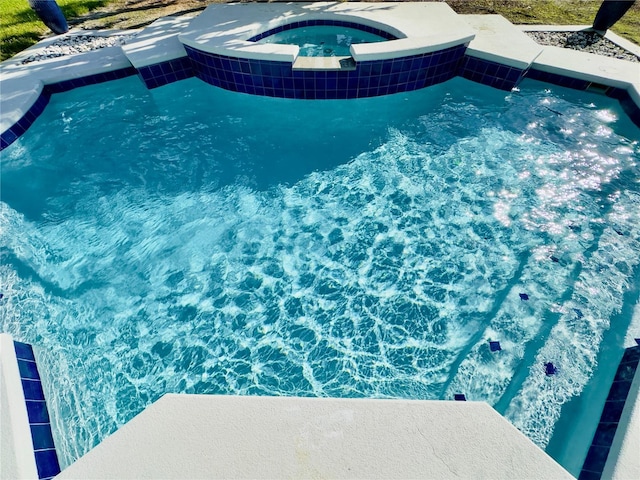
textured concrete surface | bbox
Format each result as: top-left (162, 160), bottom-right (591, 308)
top-left (462, 14), bottom-right (542, 69)
top-left (57, 394), bottom-right (573, 479)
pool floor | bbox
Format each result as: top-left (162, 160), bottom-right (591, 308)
top-left (1, 76), bottom-right (639, 474)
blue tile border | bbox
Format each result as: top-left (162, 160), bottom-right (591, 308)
top-left (0, 66), bottom-right (136, 152)
top-left (43, 66), bottom-right (136, 95)
top-left (0, 93), bottom-right (50, 151)
top-left (606, 87), bottom-right (640, 127)
top-left (185, 43), bottom-right (467, 99)
top-left (2, 51), bottom-right (640, 150)
top-left (137, 56), bottom-right (194, 89)
top-left (525, 68), bottom-right (591, 90)
top-left (459, 55), bottom-right (527, 91)
top-left (578, 345), bottom-right (640, 480)
top-left (13, 341), bottom-right (61, 480)
top-left (525, 68), bottom-right (640, 128)
top-left (247, 19), bottom-right (399, 42)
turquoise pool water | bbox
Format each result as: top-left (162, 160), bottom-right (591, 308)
top-left (1, 76), bottom-right (639, 474)
top-left (256, 25), bottom-right (386, 56)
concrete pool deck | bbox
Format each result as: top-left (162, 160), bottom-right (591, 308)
top-left (54, 394), bottom-right (574, 479)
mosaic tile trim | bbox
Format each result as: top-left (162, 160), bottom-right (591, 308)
top-left (0, 66), bottom-right (136, 152)
top-left (43, 66), bottom-right (136, 94)
top-left (0, 94), bottom-right (50, 151)
top-left (137, 56), bottom-right (194, 89)
top-left (459, 55), bottom-right (527, 91)
top-left (578, 345), bottom-right (640, 480)
top-left (525, 68), bottom-right (640, 128)
top-left (13, 341), bottom-right (61, 480)
top-left (247, 19), bottom-right (399, 42)
top-left (606, 87), bottom-right (640, 127)
top-left (185, 43), bottom-right (467, 99)
top-left (525, 68), bottom-right (591, 90)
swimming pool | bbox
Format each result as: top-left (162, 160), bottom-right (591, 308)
top-left (256, 26), bottom-right (387, 57)
top-left (1, 74), bottom-right (639, 475)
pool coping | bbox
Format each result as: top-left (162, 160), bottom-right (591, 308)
top-left (54, 393), bottom-right (574, 479)
top-left (0, 334), bottom-right (39, 479)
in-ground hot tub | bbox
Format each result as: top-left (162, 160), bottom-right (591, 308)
top-left (253, 24), bottom-right (390, 57)
top-left (120, 2), bottom-right (547, 98)
top-left (171, 2), bottom-right (479, 99)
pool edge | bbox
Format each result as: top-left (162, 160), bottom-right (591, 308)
top-left (0, 333), bottom-right (39, 479)
top-left (1, 7), bottom-right (639, 150)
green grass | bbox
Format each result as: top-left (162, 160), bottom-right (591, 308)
top-left (447, 0), bottom-right (640, 44)
top-left (1, 0), bottom-right (639, 62)
top-left (0, 0), bottom-right (109, 60)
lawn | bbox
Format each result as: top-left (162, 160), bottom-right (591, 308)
top-left (1, 0), bottom-right (110, 60)
top-left (1, 0), bottom-right (639, 62)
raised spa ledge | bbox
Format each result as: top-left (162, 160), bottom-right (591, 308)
top-left (178, 2), bottom-right (476, 63)
top-left (350, 32), bottom-right (474, 62)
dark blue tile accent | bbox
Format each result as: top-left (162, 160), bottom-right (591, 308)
top-left (22, 379), bottom-right (45, 401)
top-left (580, 445), bottom-right (611, 477)
top-left (580, 345), bottom-right (640, 479)
top-left (26, 400), bottom-right (50, 424)
top-left (137, 56), bottom-right (194, 89)
top-left (454, 393), bottom-right (466, 401)
top-left (185, 42), bottom-right (466, 99)
top-left (43, 67), bottom-right (136, 94)
top-left (14, 341), bottom-right (36, 361)
top-left (0, 92), bottom-right (51, 152)
top-left (525, 68), bottom-right (591, 90)
top-left (591, 422), bottom-right (618, 447)
top-left (30, 424), bottom-right (56, 451)
top-left (34, 450), bottom-right (61, 479)
top-left (17, 359), bottom-right (40, 380)
top-left (460, 55), bottom-right (526, 91)
top-left (11, 341), bottom-right (60, 479)
top-left (578, 471), bottom-right (602, 480)
top-left (599, 400), bottom-right (626, 423)
top-left (607, 380), bottom-right (633, 401)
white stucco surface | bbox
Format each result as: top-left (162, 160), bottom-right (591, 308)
top-left (57, 394), bottom-right (573, 480)
top-left (0, 334), bottom-right (38, 480)
top-left (531, 44), bottom-right (640, 89)
top-left (461, 14), bottom-right (543, 69)
top-left (178, 2), bottom-right (476, 62)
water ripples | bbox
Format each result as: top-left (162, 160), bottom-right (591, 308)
top-left (0, 77), bottom-right (639, 468)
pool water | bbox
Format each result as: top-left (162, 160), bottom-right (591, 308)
top-left (256, 25), bottom-right (387, 56)
top-left (1, 76), bottom-right (639, 474)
